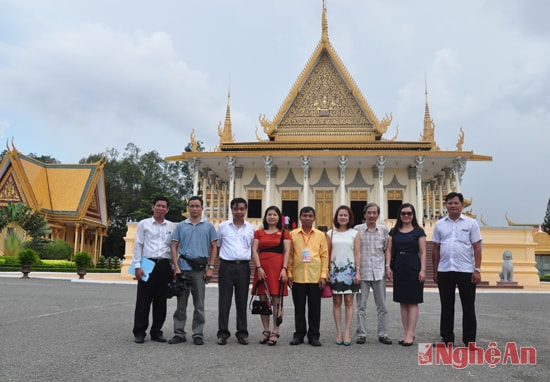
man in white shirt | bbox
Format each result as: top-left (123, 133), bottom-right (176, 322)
top-left (212, 197), bottom-right (255, 345)
top-left (432, 192), bottom-right (482, 346)
top-left (132, 196), bottom-right (174, 344)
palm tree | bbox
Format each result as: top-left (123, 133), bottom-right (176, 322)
top-left (0, 203), bottom-right (51, 256)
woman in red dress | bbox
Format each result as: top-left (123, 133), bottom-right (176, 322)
top-left (251, 206), bottom-right (290, 346)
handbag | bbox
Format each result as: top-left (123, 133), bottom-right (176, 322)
top-left (321, 230), bottom-right (334, 298)
top-left (180, 254), bottom-right (208, 271)
top-left (249, 279), bottom-right (272, 315)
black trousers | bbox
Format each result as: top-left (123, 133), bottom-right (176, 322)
top-left (217, 260), bottom-right (251, 340)
top-left (291, 282), bottom-right (322, 341)
top-left (132, 259), bottom-right (172, 337)
top-left (437, 271), bottom-right (477, 344)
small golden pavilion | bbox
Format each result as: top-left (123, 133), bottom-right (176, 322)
top-left (166, 6), bottom-right (491, 231)
top-left (0, 144), bottom-right (108, 262)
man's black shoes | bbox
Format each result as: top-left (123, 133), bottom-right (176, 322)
top-left (378, 336), bottom-right (393, 345)
top-left (134, 336), bottom-right (145, 344)
top-left (217, 337), bottom-right (227, 345)
top-left (289, 337), bottom-right (304, 345)
top-left (309, 338), bottom-right (322, 347)
top-left (151, 334), bottom-right (167, 343)
top-left (193, 337), bottom-right (204, 345)
top-left (168, 336), bottom-right (186, 344)
top-left (237, 337), bottom-right (249, 345)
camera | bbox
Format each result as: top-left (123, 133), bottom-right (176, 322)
top-left (166, 274), bottom-right (193, 298)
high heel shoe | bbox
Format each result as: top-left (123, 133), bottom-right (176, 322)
top-left (399, 336), bottom-right (414, 345)
top-left (268, 333), bottom-right (279, 346)
top-left (260, 331), bottom-right (270, 344)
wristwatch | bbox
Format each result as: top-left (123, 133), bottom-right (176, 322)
top-left (474, 267), bottom-right (481, 273)
top-left (208, 264), bottom-right (215, 270)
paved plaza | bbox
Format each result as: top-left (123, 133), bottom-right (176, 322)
top-left (0, 273), bottom-right (548, 381)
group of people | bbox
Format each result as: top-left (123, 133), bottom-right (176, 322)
top-left (131, 192), bottom-right (482, 349)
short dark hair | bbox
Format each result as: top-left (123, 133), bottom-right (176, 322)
top-left (445, 192), bottom-right (464, 203)
top-left (231, 197), bottom-right (248, 210)
top-left (363, 202), bottom-right (380, 215)
top-left (333, 205), bottom-right (354, 229)
top-left (188, 195), bottom-right (203, 206)
top-left (262, 206), bottom-right (283, 230)
top-left (299, 206), bottom-right (316, 217)
top-left (153, 196), bottom-right (169, 208)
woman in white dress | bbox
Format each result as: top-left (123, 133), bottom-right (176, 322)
top-left (327, 205), bottom-right (361, 346)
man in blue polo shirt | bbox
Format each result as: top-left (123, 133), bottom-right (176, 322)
top-left (169, 196), bottom-right (217, 345)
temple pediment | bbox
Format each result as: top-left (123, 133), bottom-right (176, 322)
top-left (257, 7), bottom-right (391, 145)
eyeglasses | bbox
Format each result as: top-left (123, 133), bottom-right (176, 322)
top-left (400, 211), bottom-right (413, 216)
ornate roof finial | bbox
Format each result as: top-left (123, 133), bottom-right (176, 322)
top-left (421, 76), bottom-right (438, 149)
top-left (321, 0), bottom-right (329, 43)
top-left (217, 82), bottom-right (235, 145)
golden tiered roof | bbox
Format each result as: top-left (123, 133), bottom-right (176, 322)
top-left (0, 144), bottom-right (108, 226)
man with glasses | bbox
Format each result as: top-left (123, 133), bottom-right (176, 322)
top-left (432, 192), bottom-right (482, 347)
top-left (354, 203), bottom-right (392, 345)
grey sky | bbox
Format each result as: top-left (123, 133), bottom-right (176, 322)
top-left (0, 0), bottom-right (548, 226)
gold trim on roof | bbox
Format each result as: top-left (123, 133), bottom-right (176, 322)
top-left (256, 6), bottom-right (390, 145)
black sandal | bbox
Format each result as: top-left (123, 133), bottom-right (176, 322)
top-left (268, 333), bottom-right (280, 346)
top-left (260, 331), bottom-right (270, 344)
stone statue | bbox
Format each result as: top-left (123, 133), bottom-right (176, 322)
top-left (499, 250), bottom-right (514, 282)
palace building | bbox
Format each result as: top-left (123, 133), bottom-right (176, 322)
top-left (166, 6), bottom-right (491, 230)
top-left (0, 144), bottom-right (108, 262)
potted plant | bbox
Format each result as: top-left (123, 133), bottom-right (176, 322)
top-left (74, 251), bottom-right (93, 279)
top-left (18, 249), bottom-right (39, 278)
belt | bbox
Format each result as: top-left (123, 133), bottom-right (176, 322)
top-left (220, 259), bottom-right (250, 264)
top-left (147, 258), bottom-right (171, 264)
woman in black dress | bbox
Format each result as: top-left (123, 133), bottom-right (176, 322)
top-left (385, 203), bottom-right (426, 346)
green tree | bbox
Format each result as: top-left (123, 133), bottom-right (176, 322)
top-left (0, 203), bottom-right (51, 256)
top-left (81, 143), bottom-right (195, 258)
top-left (542, 198), bottom-right (550, 235)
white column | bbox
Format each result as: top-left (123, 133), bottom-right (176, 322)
top-left (264, 156), bottom-right (273, 207)
top-left (444, 167), bottom-right (452, 195)
top-left (227, 157), bottom-right (236, 217)
top-left (209, 173), bottom-right (216, 220)
top-left (415, 156), bottom-right (425, 221)
top-left (437, 174), bottom-right (444, 218)
top-left (222, 182), bottom-right (228, 219)
top-left (376, 156), bottom-right (386, 222)
top-left (216, 179), bottom-right (221, 220)
top-left (338, 155), bottom-right (348, 206)
top-left (424, 181), bottom-right (431, 220)
top-left (301, 156), bottom-right (310, 207)
top-left (453, 158), bottom-right (463, 192)
top-left (430, 180), bottom-right (437, 219)
top-left (201, 169), bottom-right (209, 216)
top-left (191, 159), bottom-right (200, 196)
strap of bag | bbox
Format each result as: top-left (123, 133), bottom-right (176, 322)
top-left (277, 280), bottom-right (284, 312)
top-left (259, 229), bottom-right (285, 254)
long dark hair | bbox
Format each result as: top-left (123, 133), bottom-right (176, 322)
top-left (262, 206), bottom-right (283, 230)
top-left (394, 203), bottom-right (420, 230)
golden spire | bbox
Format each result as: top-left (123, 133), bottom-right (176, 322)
top-left (422, 77), bottom-right (437, 149)
top-left (217, 86), bottom-right (235, 145)
top-left (321, 0), bottom-right (329, 43)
